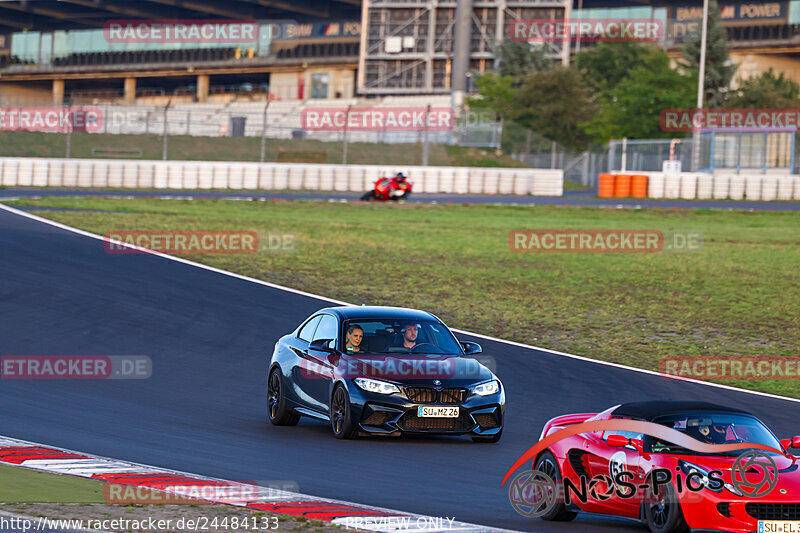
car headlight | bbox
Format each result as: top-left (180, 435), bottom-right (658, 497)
top-left (473, 380), bottom-right (499, 396)
top-left (679, 460), bottom-right (730, 494)
top-left (354, 377), bottom-right (400, 395)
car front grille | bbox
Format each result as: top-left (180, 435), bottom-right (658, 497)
top-left (404, 387), bottom-right (467, 404)
top-left (439, 388), bottom-right (467, 403)
top-left (398, 411), bottom-right (475, 432)
top-left (405, 387), bottom-right (438, 403)
top-left (746, 503), bottom-right (800, 520)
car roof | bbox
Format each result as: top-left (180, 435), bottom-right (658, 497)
top-left (612, 401), bottom-right (753, 421)
top-left (317, 306), bottom-right (438, 321)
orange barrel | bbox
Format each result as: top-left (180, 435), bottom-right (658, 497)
top-left (614, 173), bottom-right (632, 197)
top-left (631, 174), bottom-right (649, 198)
top-left (597, 173), bottom-right (615, 198)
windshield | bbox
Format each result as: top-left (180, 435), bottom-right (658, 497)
top-left (342, 319), bottom-right (463, 355)
top-left (647, 413), bottom-right (783, 456)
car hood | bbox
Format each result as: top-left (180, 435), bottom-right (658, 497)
top-left (339, 353), bottom-right (495, 386)
top-left (670, 453), bottom-right (800, 497)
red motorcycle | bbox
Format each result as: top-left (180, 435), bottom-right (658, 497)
top-left (360, 174), bottom-right (412, 202)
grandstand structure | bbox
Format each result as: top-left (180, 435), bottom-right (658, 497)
top-left (2, 0), bottom-right (800, 140)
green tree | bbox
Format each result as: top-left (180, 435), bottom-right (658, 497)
top-left (574, 42), bottom-right (665, 93)
top-left (680, 0), bottom-right (736, 107)
top-left (495, 39), bottom-right (551, 82)
top-left (514, 66), bottom-right (597, 151)
top-left (724, 68), bottom-right (800, 108)
top-left (466, 72), bottom-right (518, 119)
top-left (582, 51), bottom-right (696, 141)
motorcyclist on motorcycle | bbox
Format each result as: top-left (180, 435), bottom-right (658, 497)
top-left (360, 172), bottom-right (412, 202)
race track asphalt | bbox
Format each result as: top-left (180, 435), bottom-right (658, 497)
top-left (2, 187), bottom-right (800, 211)
top-left (1, 205), bottom-right (798, 532)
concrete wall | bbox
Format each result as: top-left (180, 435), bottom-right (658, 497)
top-left (0, 157), bottom-right (564, 196)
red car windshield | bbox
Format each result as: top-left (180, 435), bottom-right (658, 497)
top-left (648, 413), bottom-right (782, 455)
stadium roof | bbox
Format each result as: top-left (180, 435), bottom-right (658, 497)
top-left (0, 0), bottom-right (363, 33)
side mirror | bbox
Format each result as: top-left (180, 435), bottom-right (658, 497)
top-left (781, 436), bottom-right (800, 449)
top-left (461, 341), bottom-right (482, 356)
top-left (309, 338), bottom-right (335, 353)
top-left (607, 435), bottom-right (644, 453)
top-left (606, 435), bottom-right (630, 448)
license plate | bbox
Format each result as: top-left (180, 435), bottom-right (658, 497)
top-left (759, 521), bottom-right (800, 533)
top-left (417, 406), bottom-right (459, 418)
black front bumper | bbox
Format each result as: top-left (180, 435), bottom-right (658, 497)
top-left (349, 385), bottom-right (504, 437)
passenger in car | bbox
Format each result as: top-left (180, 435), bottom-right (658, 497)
top-left (345, 325), bottom-right (364, 352)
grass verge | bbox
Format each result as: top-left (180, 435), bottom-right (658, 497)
top-left (5, 197), bottom-right (800, 398)
top-left (0, 463), bottom-right (344, 531)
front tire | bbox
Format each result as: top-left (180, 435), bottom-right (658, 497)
top-left (642, 482), bottom-right (689, 533)
top-left (360, 191), bottom-right (376, 201)
top-left (534, 450), bottom-right (578, 521)
top-left (330, 384), bottom-right (358, 439)
top-left (267, 368), bottom-right (300, 426)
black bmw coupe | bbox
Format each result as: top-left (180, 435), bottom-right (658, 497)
top-left (267, 306), bottom-right (504, 442)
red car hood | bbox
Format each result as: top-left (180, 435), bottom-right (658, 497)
top-left (670, 453), bottom-right (800, 499)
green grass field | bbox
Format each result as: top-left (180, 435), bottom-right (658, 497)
top-left (7, 197), bottom-right (799, 397)
top-left (0, 463), bottom-right (106, 503)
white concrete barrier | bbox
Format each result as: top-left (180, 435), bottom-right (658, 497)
top-left (729, 175), bottom-right (746, 200)
top-left (777, 176), bottom-right (794, 200)
top-left (696, 173), bottom-right (713, 199)
top-left (32, 160), bottom-right (49, 187)
top-left (712, 175), bottom-right (730, 200)
top-left (62, 161), bottom-right (78, 187)
top-left (243, 164), bottom-right (259, 190)
top-left (48, 161), bottom-right (63, 187)
top-left (647, 173), bottom-right (665, 199)
top-left (679, 173), bottom-right (698, 199)
top-left (1, 159), bottom-right (18, 186)
top-left (228, 164), bottom-right (245, 189)
top-left (18, 159), bottom-right (34, 187)
top-left (761, 175), bottom-right (778, 201)
top-left (288, 165), bottom-right (305, 190)
top-left (745, 175), bottom-right (762, 200)
top-left (107, 162), bottom-right (124, 188)
top-left (0, 157), bottom-right (567, 197)
top-left (183, 165), bottom-right (199, 189)
top-left (664, 174), bottom-right (681, 198)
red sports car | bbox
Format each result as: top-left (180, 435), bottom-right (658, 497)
top-left (530, 401), bottom-right (800, 533)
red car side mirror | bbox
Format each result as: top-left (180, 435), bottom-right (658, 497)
top-left (607, 435), bottom-right (645, 453)
top-left (607, 435), bottom-right (630, 447)
top-left (783, 436), bottom-right (800, 448)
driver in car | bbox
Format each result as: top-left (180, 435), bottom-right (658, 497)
top-left (398, 324), bottom-right (420, 350)
top-left (698, 422), bottom-right (729, 444)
